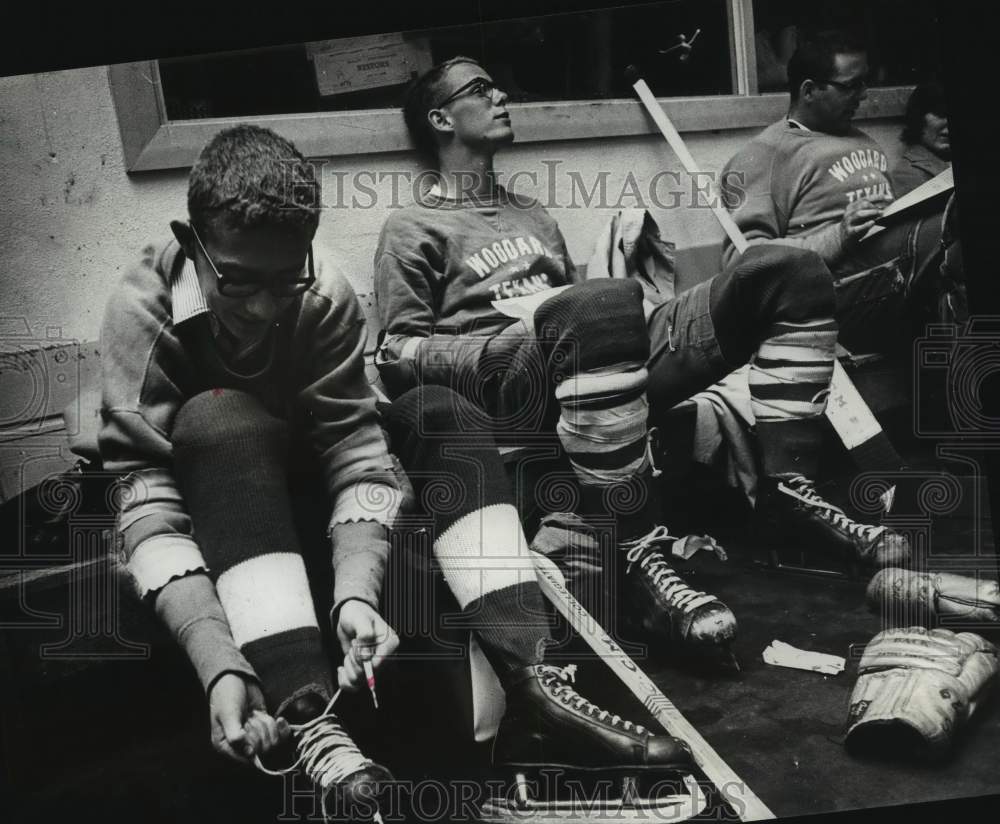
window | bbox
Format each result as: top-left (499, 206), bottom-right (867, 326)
top-left (158, 2), bottom-right (733, 121)
top-left (753, 0), bottom-right (943, 92)
top-left (111, 0), bottom-right (942, 172)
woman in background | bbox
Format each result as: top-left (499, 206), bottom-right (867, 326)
top-left (892, 80), bottom-right (951, 196)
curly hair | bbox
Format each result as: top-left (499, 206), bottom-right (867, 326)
top-left (901, 80), bottom-right (948, 146)
top-left (187, 124), bottom-right (321, 236)
top-left (402, 56), bottom-right (482, 169)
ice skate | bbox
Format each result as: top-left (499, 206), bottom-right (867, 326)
top-left (484, 664), bottom-right (705, 821)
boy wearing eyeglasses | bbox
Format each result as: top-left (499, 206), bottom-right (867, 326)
top-left (99, 124), bottom-right (401, 821)
top-left (721, 30), bottom-right (962, 354)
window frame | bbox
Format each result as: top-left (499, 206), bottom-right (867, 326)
top-left (109, 0), bottom-right (914, 173)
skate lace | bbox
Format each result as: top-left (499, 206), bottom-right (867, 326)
top-left (541, 665), bottom-right (648, 735)
top-left (253, 691), bottom-right (374, 789)
top-left (621, 526), bottom-right (718, 612)
top-left (781, 476), bottom-right (887, 543)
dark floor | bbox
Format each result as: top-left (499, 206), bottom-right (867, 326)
top-left (2, 421), bottom-right (998, 823)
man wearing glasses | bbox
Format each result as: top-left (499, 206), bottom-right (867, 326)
top-left (721, 30), bottom-right (962, 355)
top-left (99, 124), bottom-right (403, 821)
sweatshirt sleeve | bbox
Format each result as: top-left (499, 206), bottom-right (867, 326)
top-left (98, 249), bottom-right (253, 692)
top-left (373, 248), bottom-right (494, 398)
top-left (98, 255), bottom-right (207, 599)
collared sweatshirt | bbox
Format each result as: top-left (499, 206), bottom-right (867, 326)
top-left (372, 187), bottom-right (579, 398)
top-left (99, 238), bottom-right (402, 690)
top-left (721, 119), bottom-right (895, 270)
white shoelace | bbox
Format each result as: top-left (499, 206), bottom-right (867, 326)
top-left (780, 476), bottom-right (887, 542)
top-left (621, 527), bottom-right (719, 613)
top-left (254, 691), bottom-right (374, 789)
top-left (541, 665), bottom-right (648, 735)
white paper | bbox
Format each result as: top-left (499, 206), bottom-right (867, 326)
top-left (762, 640), bottom-right (845, 675)
top-left (490, 285), bottom-right (573, 324)
top-left (876, 166), bottom-right (953, 225)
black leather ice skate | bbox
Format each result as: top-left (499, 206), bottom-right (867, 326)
top-left (756, 475), bottom-right (911, 573)
top-left (619, 526), bottom-right (737, 652)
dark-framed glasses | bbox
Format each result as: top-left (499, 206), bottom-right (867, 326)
top-left (434, 77), bottom-right (500, 108)
top-left (190, 224), bottom-right (315, 299)
top-left (825, 75), bottom-right (869, 95)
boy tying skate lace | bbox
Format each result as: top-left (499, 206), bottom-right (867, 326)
top-left (99, 125), bottom-right (402, 822)
top-left (98, 122), bottom-right (699, 822)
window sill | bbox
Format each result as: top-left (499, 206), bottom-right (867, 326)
top-left (110, 63), bottom-right (913, 173)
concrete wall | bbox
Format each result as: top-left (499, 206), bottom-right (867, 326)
top-left (0, 64), bottom-right (909, 501)
top-left (0, 64), bottom-right (906, 346)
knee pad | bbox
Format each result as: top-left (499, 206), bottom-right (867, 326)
top-left (533, 280), bottom-right (649, 375)
top-left (729, 245), bottom-right (835, 323)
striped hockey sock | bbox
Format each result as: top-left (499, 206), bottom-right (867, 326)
top-left (554, 366), bottom-right (656, 511)
top-left (533, 279), bottom-right (660, 539)
top-left (750, 318), bottom-right (837, 478)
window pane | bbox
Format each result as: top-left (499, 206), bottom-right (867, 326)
top-left (753, 0), bottom-right (942, 93)
top-left (159, 1), bottom-right (732, 121)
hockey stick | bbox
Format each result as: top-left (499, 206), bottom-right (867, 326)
top-left (531, 550), bottom-right (776, 822)
top-left (626, 68), bottom-right (904, 503)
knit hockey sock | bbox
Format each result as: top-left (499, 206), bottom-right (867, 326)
top-left (458, 581), bottom-right (551, 688)
top-left (535, 279), bottom-right (660, 540)
top-left (172, 389), bottom-right (333, 715)
top-left (384, 385), bottom-right (555, 677)
top-left (749, 318), bottom-right (837, 479)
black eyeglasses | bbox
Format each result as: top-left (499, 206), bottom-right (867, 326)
top-left (434, 77), bottom-right (500, 108)
top-left (190, 225), bottom-right (315, 299)
top-left (825, 76), bottom-right (869, 95)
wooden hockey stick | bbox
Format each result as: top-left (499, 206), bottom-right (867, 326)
top-left (626, 69), bottom-right (904, 501)
top-left (531, 550), bottom-right (776, 821)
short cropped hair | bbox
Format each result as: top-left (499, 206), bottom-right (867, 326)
top-left (402, 56), bottom-right (482, 168)
top-left (187, 124), bottom-right (321, 236)
top-left (787, 30), bottom-right (868, 103)
top-left (901, 80), bottom-right (949, 145)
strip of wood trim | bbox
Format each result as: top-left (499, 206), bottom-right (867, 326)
top-left (118, 87), bottom-right (914, 172)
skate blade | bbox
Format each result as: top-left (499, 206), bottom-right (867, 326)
top-left (480, 773), bottom-right (706, 823)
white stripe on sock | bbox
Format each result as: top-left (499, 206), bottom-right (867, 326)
top-left (751, 398), bottom-right (829, 421)
top-left (216, 552), bottom-right (319, 648)
top-left (433, 504), bottom-right (535, 609)
top-left (756, 342), bottom-right (833, 361)
top-left (554, 367), bottom-right (648, 403)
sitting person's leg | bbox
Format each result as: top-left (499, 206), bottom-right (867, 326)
top-left (529, 279), bottom-right (737, 652)
top-left (832, 201), bottom-right (962, 355)
top-left (171, 389), bottom-right (391, 808)
top-left (647, 244), bottom-right (909, 569)
top-left (384, 385), bottom-right (695, 777)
